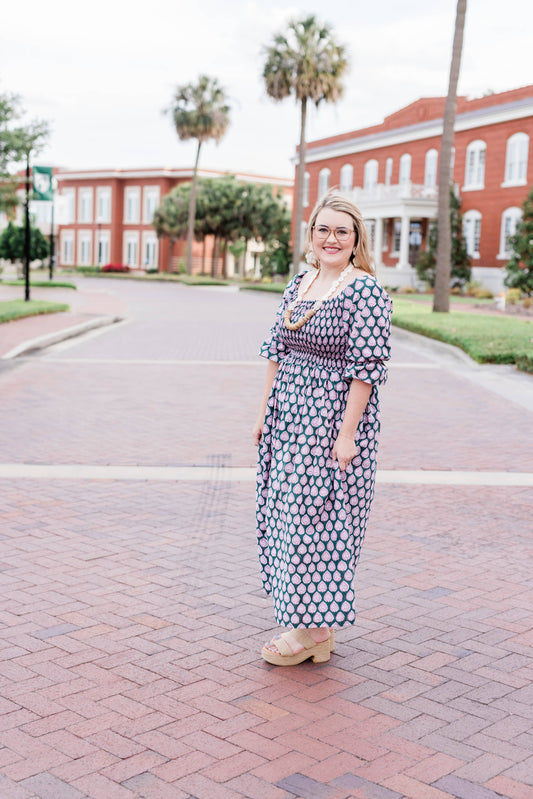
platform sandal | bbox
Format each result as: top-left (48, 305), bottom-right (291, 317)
top-left (262, 628), bottom-right (331, 666)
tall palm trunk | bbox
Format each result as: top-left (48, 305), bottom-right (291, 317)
top-left (186, 140), bottom-right (202, 275)
top-left (433, 0), bottom-right (467, 312)
top-left (291, 97), bottom-right (307, 277)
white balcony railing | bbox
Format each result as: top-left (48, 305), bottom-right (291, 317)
top-left (350, 183), bottom-right (438, 204)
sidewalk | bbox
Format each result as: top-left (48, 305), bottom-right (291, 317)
top-left (0, 280), bottom-right (125, 358)
top-left (0, 280), bottom-right (532, 799)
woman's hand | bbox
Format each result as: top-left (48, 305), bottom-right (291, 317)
top-left (252, 420), bottom-right (264, 447)
top-left (332, 433), bottom-right (357, 471)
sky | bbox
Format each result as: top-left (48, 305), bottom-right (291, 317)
top-left (2, 0), bottom-right (532, 180)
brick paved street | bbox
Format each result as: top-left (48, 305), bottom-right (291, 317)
top-left (0, 278), bottom-right (532, 799)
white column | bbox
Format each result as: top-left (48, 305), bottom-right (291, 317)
top-left (398, 214), bottom-right (410, 269)
top-left (373, 217), bottom-right (383, 268)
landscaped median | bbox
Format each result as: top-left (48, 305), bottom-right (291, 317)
top-left (392, 295), bottom-right (533, 374)
top-left (0, 299), bottom-right (69, 324)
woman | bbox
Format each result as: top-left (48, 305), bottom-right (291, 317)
top-left (253, 192), bottom-right (392, 666)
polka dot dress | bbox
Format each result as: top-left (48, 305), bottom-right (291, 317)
top-left (256, 272), bottom-right (392, 629)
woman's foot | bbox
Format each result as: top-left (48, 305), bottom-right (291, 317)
top-left (264, 627), bottom-right (331, 655)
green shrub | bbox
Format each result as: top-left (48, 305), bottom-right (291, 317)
top-left (506, 288), bottom-right (522, 305)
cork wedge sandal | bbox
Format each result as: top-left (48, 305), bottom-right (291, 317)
top-left (262, 628), bottom-right (332, 666)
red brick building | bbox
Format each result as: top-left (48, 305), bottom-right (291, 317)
top-left (50, 167), bottom-right (292, 275)
top-left (298, 85), bottom-right (532, 291)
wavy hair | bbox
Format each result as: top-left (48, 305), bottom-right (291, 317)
top-left (304, 192), bottom-right (374, 275)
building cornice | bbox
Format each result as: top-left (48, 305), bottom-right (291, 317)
top-left (56, 168), bottom-right (293, 187)
top-left (300, 97), bottom-right (533, 164)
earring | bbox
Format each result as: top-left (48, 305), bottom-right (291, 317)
top-left (305, 250), bottom-right (318, 267)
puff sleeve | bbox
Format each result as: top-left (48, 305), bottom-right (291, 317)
top-left (259, 276), bottom-right (298, 362)
top-left (343, 282), bottom-right (392, 386)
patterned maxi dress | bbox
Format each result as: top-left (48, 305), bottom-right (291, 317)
top-left (256, 272), bottom-right (392, 629)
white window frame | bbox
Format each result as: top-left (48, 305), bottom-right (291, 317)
top-left (124, 187), bottom-right (141, 224)
top-left (142, 232), bottom-right (158, 268)
top-left (78, 230), bottom-right (93, 265)
top-left (61, 231), bottom-right (74, 265)
top-left (364, 159), bottom-right (378, 191)
top-left (464, 140), bottom-right (486, 190)
top-left (385, 158), bottom-right (393, 187)
top-left (318, 168), bottom-right (330, 198)
top-left (96, 230), bottom-right (110, 266)
top-left (382, 219), bottom-right (389, 251)
top-left (399, 153), bottom-right (411, 185)
top-left (502, 133), bottom-right (529, 187)
top-left (340, 164), bottom-right (353, 194)
top-left (463, 210), bottom-right (482, 258)
top-left (124, 231), bottom-right (139, 267)
top-left (96, 186), bottom-right (112, 223)
top-left (392, 219), bottom-right (401, 255)
top-left (498, 207), bottom-right (522, 259)
top-left (143, 186), bottom-right (160, 223)
top-left (365, 219), bottom-right (376, 252)
top-left (78, 188), bottom-right (93, 223)
top-left (424, 149), bottom-right (438, 187)
top-left (61, 188), bottom-right (76, 224)
top-left (303, 172), bottom-right (310, 207)
top-left (300, 221), bottom-right (307, 252)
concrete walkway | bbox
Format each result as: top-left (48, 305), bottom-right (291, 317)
top-left (0, 278), bottom-right (532, 799)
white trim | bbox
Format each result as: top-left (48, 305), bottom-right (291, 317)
top-left (56, 169), bottom-right (293, 187)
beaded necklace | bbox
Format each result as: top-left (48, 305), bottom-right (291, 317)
top-left (283, 263), bottom-right (354, 331)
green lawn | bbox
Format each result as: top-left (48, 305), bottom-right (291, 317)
top-left (0, 299), bottom-right (69, 324)
top-left (2, 280), bottom-right (77, 289)
top-left (392, 296), bottom-right (533, 373)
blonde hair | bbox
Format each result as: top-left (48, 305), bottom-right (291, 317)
top-left (304, 192), bottom-right (374, 275)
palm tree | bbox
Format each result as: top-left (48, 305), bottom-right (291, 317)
top-left (168, 75), bottom-right (230, 275)
top-left (433, 0), bottom-right (468, 312)
top-left (263, 15), bottom-right (348, 275)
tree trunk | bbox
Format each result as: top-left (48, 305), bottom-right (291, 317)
top-left (201, 237), bottom-right (206, 274)
top-left (433, 0), bottom-right (467, 312)
top-left (211, 236), bottom-right (219, 277)
top-left (221, 240), bottom-right (228, 278)
top-left (186, 140), bottom-right (202, 276)
top-left (291, 97), bottom-right (307, 277)
top-left (168, 237), bottom-right (175, 272)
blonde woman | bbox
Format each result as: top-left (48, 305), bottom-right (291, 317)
top-left (253, 192), bottom-right (392, 666)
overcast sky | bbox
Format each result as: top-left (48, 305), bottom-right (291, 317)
top-left (2, 0), bottom-right (532, 179)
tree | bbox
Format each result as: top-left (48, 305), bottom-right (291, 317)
top-left (505, 187), bottom-right (533, 295)
top-left (167, 75), bottom-right (230, 275)
top-left (0, 221), bottom-right (49, 263)
top-left (152, 185), bottom-right (190, 271)
top-left (433, 0), bottom-right (467, 312)
top-left (263, 15), bottom-right (348, 276)
top-left (416, 190), bottom-right (470, 288)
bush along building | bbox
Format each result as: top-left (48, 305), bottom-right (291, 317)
top-left (297, 85), bottom-right (533, 293)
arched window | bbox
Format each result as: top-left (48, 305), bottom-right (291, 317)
top-left (463, 210), bottom-right (482, 258)
top-left (385, 157), bottom-right (393, 186)
top-left (464, 140), bottom-right (486, 189)
top-left (499, 207), bottom-right (522, 258)
top-left (340, 164), bottom-right (353, 193)
top-left (364, 159), bottom-right (378, 190)
top-left (503, 133), bottom-right (529, 185)
top-left (318, 168), bottom-right (330, 197)
top-left (303, 172), bottom-right (310, 207)
top-left (399, 153), bottom-right (411, 185)
top-left (424, 149), bottom-right (438, 187)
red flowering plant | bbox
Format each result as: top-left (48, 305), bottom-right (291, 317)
top-left (101, 263), bottom-right (130, 273)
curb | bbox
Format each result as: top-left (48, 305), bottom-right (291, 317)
top-left (391, 324), bottom-right (480, 366)
top-left (1, 315), bottom-right (124, 360)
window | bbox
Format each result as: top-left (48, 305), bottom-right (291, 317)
top-left (78, 188), bottom-right (93, 223)
top-left (503, 133), bottom-right (529, 186)
top-left (143, 186), bottom-right (160, 223)
top-left (96, 187), bottom-right (111, 222)
top-left (399, 153), bottom-right (411, 185)
top-left (303, 172), bottom-right (310, 207)
top-left (61, 231), bottom-right (74, 265)
top-left (364, 159), bottom-right (378, 190)
top-left (142, 233), bottom-right (158, 268)
top-left (318, 168), bottom-right (330, 197)
top-left (464, 140), bottom-right (486, 189)
top-left (365, 220), bottom-right (376, 251)
top-left (385, 158), bottom-right (393, 186)
top-left (300, 221), bottom-right (307, 250)
top-left (450, 146), bottom-right (456, 178)
top-left (463, 210), bottom-right (482, 258)
top-left (78, 231), bottom-right (92, 265)
top-left (124, 232), bottom-right (139, 267)
top-left (61, 189), bottom-right (75, 224)
top-left (125, 187), bottom-right (140, 223)
top-left (424, 149), bottom-right (438, 187)
top-left (340, 164), bottom-right (353, 194)
top-left (96, 231), bottom-right (110, 266)
top-left (392, 219), bottom-right (402, 254)
top-left (382, 219), bottom-right (389, 250)
top-left (498, 207), bottom-right (522, 258)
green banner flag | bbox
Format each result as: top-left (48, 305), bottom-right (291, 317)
top-left (33, 166), bottom-right (54, 201)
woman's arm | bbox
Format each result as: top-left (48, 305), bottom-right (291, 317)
top-left (332, 378), bottom-right (372, 471)
top-left (252, 359), bottom-right (280, 446)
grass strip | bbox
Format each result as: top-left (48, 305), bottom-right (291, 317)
top-left (240, 283), bottom-right (286, 293)
top-left (392, 296), bottom-right (533, 373)
top-left (70, 271), bottom-right (229, 286)
top-left (2, 280), bottom-right (77, 289)
top-left (0, 299), bottom-right (69, 324)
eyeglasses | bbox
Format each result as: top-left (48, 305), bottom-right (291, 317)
top-left (313, 225), bottom-right (355, 242)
